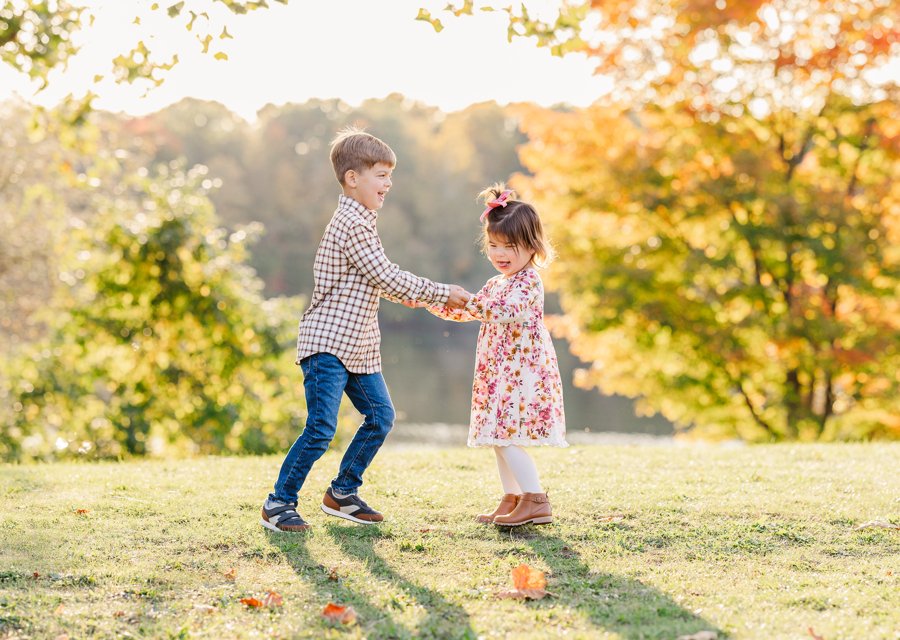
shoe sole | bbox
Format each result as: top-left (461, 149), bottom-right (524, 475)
top-left (320, 504), bottom-right (381, 525)
top-left (259, 517), bottom-right (311, 532)
top-left (494, 516), bottom-right (553, 527)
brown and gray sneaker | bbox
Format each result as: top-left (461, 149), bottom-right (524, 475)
top-left (260, 501), bottom-right (311, 532)
top-left (475, 493), bottom-right (520, 524)
top-left (321, 487), bottom-right (383, 525)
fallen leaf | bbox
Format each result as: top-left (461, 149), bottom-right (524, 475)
top-left (596, 513), bottom-right (625, 523)
top-left (328, 568), bottom-right (338, 581)
top-left (419, 529), bottom-right (431, 533)
top-left (321, 603), bottom-right (357, 625)
top-left (676, 632), bottom-right (718, 640)
top-left (223, 569), bottom-right (236, 580)
top-left (497, 588), bottom-right (557, 600)
top-left (239, 597), bottom-right (263, 608)
top-left (33, 572), bottom-right (39, 578)
top-left (808, 628), bottom-right (824, 640)
top-left (262, 590), bottom-right (283, 607)
top-left (511, 564), bottom-right (546, 590)
top-left (113, 611), bottom-right (127, 617)
top-left (54, 603), bottom-right (66, 615)
top-left (851, 520), bottom-right (900, 530)
top-left (192, 604), bottom-right (215, 612)
top-left (74, 509), bottom-right (89, 515)
top-left (887, 571), bottom-right (893, 576)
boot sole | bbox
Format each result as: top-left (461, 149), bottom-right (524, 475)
top-left (495, 516), bottom-right (553, 527)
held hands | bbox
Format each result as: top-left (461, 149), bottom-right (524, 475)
top-left (446, 285), bottom-right (471, 309)
top-left (401, 285), bottom-right (471, 310)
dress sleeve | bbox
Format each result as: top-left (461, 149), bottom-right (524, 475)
top-left (463, 270), bottom-right (540, 324)
top-left (343, 222), bottom-right (450, 305)
top-left (425, 279), bottom-right (494, 323)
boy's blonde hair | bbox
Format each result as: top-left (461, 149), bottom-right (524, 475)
top-left (330, 126), bottom-right (396, 186)
top-left (478, 183), bottom-right (554, 268)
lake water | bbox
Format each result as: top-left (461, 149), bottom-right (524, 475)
top-left (377, 306), bottom-right (674, 436)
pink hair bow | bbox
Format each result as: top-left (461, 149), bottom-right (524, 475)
top-left (480, 190), bottom-right (512, 222)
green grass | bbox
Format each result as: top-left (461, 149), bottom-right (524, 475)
top-left (2, 444), bottom-right (899, 640)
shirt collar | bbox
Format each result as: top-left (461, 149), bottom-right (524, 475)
top-left (339, 195), bottom-right (377, 223)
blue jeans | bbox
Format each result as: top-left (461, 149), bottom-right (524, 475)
top-left (269, 352), bottom-right (395, 504)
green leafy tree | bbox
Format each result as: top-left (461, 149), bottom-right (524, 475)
top-left (426, 1), bottom-right (900, 440)
top-left (1, 159), bottom-right (307, 460)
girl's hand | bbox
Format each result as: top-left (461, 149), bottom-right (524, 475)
top-left (402, 300), bottom-right (425, 308)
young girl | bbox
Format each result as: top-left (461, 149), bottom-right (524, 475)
top-left (407, 184), bottom-right (567, 526)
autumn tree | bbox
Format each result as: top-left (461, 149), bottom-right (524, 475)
top-left (426, 0), bottom-right (900, 440)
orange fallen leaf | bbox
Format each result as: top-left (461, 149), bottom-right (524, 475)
top-left (851, 520), bottom-right (900, 530)
top-left (498, 564), bottom-right (555, 600)
top-left (808, 628), bottom-right (824, 640)
top-left (54, 603), bottom-right (66, 615)
top-left (223, 569), bottom-right (236, 580)
top-left (33, 572), bottom-right (39, 578)
top-left (321, 603), bottom-right (357, 625)
top-left (74, 509), bottom-right (89, 515)
top-left (511, 564), bottom-right (546, 590)
top-left (419, 529), bottom-right (431, 533)
top-left (239, 597), bottom-right (263, 608)
top-left (328, 568), bottom-right (339, 581)
top-left (113, 611), bottom-right (127, 617)
top-left (262, 590), bottom-right (283, 607)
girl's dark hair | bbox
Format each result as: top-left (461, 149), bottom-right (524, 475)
top-left (478, 183), bottom-right (554, 268)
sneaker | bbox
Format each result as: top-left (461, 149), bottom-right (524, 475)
top-left (320, 487), bottom-right (383, 525)
top-left (260, 501), bottom-right (312, 532)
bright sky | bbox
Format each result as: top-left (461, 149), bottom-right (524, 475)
top-left (0, 0), bottom-right (612, 121)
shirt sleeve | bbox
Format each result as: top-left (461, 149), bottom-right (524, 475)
top-left (343, 222), bottom-right (451, 305)
top-left (463, 271), bottom-right (539, 323)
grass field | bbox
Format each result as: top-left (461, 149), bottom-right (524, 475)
top-left (1, 443), bottom-right (899, 640)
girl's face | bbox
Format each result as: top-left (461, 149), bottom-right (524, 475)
top-left (488, 235), bottom-right (535, 278)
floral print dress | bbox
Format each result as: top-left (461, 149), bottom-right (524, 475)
top-left (428, 268), bottom-right (567, 448)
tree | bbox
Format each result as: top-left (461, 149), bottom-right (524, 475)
top-left (0, 155), bottom-right (307, 460)
top-left (426, 1), bottom-right (900, 440)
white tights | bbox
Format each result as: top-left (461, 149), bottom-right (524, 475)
top-left (493, 445), bottom-right (543, 494)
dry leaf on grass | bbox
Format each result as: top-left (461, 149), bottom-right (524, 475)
top-left (262, 590), bottom-right (283, 607)
top-left (74, 509), bottom-right (89, 515)
top-left (53, 604), bottom-right (66, 615)
top-left (808, 628), bottom-right (825, 640)
top-left (596, 513), bottom-right (625, 523)
top-left (497, 564), bottom-right (556, 600)
top-left (192, 604), bottom-right (216, 613)
top-left (321, 603), bottom-right (357, 625)
top-left (239, 597), bottom-right (263, 608)
top-left (223, 569), bottom-right (236, 580)
top-left (676, 632), bottom-right (718, 640)
top-left (851, 520), bottom-right (900, 530)
top-left (328, 568), bottom-right (339, 581)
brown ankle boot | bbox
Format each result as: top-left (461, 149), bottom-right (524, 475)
top-left (475, 493), bottom-right (520, 524)
top-left (493, 492), bottom-right (552, 526)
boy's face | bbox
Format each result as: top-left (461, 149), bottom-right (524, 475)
top-left (345, 162), bottom-right (393, 211)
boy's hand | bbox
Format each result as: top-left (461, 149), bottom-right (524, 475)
top-left (446, 285), bottom-right (471, 309)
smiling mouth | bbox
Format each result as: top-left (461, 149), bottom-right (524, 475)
top-left (497, 261), bottom-right (510, 269)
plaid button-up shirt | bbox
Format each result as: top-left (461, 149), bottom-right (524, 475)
top-left (296, 196), bottom-right (451, 373)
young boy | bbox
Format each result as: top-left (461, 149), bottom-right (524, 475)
top-left (261, 127), bottom-right (470, 532)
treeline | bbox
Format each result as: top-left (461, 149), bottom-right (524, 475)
top-left (0, 96), bottom-right (534, 460)
top-left (131, 94), bottom-right (527, 298)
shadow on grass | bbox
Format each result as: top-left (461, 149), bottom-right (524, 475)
top-left (508, 527), bottom-right (722, 639)
top-left (267, 525), bottom-right (476, 640)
